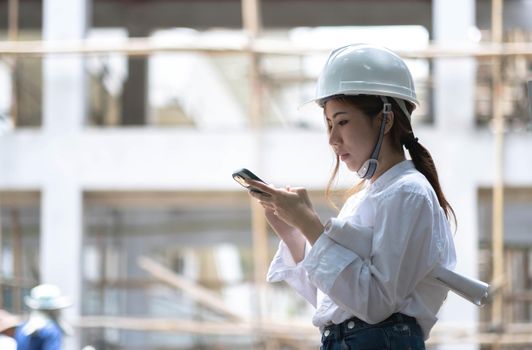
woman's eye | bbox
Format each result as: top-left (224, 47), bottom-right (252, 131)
top-left (338, 120), bottom-right (349, 126)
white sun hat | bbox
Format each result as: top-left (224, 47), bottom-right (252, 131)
top-left (24, 284), bottom-right (71, 310)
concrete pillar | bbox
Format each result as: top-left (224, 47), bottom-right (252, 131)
top-left (43, 0), bottom-right (89, 131)
top-left (42, 0), bottom-right (88, 348)
top-left (432, 1), bottom-right (478, 350)
top-left (433, 0), bottom-right (476, 131)
top-left (40, 179), bottom-right (82, 349)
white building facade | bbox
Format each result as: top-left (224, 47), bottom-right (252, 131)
top-left (1, 0), bottom-right (532, 349)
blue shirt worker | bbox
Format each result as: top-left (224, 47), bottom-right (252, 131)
top-left (16, 284), bottom-right (72, 350)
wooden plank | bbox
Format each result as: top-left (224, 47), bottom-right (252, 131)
top-left (0, 191), bottom-right (40, 207)
top-left (84, 190), bottom-right (250, 208)
top-left (73, 316), bottom-right (532, 345)
top-left (241, 0), bottom-right (270, 328)
top-left (137, 256), bottom-right (246, 322)
top-left (8, 0), bottom-right (19, 126)
top-left (11, 209), bottom-right (22, 313)
top-left (242, 0), bottom-right (261, 38)
top-left (0, 201), bottom-right (3, 308)
top-left (75, 316), bottom-right (318, 340)
top-left (490, 0), bottom-right (505, 339)
top-left (8, 0), bottom-right (19, 42)
top-left (1, 38), bottom-right (532, 58)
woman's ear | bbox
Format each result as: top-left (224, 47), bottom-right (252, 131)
top-left (383, 111), bottom-right (394, 134)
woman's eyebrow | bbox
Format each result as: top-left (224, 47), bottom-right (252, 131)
top-left (326, 111), bottom-right (348, 121)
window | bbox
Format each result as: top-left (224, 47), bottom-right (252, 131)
top-left (0, 191), bottom-right (41, 313)
top-left (478, 187), bottom-right (532, 328)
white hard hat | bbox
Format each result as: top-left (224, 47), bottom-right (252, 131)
top-left (24, 284), bottom-right (71, 310)
top-left (311, 44), bottom-right (419, 116)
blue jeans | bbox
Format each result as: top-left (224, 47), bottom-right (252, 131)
top-left (320, 313), bottom-right (426, 350)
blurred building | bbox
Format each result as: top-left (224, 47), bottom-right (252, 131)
top-left (0, 0), bottom-right (531, 349)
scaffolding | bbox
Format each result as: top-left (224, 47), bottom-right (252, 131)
top-left (1, 0), bottom-right (531, 348)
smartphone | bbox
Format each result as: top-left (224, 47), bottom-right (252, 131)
top-left (232, 168), bottom-right (269, 195)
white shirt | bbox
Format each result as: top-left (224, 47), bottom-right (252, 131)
top-left (267, 160), bottom-right (456, 340)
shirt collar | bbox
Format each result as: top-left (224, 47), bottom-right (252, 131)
top-left (369, 159), bottom-right (415, 191)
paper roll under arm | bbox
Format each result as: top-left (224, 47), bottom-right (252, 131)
top-left (333, 222), bottom-right (490, 306)
top-left (430, 266), bottom-right (490, 307)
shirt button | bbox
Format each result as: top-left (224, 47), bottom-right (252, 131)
top-left (324, 220), bottom-right (333, 232)
top-left (324, 330), bottom-right (330, 337)
top-left (347, 321), bottom-right (355, 329)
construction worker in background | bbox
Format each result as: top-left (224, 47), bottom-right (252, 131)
top-left (248, 44), bottom-right (456, 349)
top-left (16, 284), bottom-right (72, 350)
top-left (0, 309), bottom-right (19, 350)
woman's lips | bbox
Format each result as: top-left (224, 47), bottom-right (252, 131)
top-left (340, 153), bottom-right (349, 161)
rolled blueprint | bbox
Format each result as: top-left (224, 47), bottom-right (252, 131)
top-left (431, 265), bottom-right (490, 307)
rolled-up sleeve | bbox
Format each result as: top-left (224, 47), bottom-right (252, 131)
top-left (325, 218), bottom-right (373, 260)
top-left (303, 190), bottom-right (442, 324)
top-left (267, 240), bottom-right (317, 307)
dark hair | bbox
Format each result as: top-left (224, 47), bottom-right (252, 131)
top-left (325, 95), bottom-right (457, 226)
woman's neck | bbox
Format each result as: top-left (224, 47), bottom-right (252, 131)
top-left (370, 150), bottom-right (406, 183)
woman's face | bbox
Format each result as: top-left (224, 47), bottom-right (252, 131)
top-left (324, 99), bottom-right (379, 172)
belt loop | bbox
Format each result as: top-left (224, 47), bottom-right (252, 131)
top-left (337, 323), bottom-right (344, 340)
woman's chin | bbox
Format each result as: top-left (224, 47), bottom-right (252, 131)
top-left (345, 162), bottom-right (360, 172)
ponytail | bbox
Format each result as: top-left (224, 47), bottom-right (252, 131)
top-left (390, 98), bottom-right (457, 227)
top-left (402, 132), bottom-right (457, 227)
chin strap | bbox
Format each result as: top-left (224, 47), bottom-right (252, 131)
top-left (357, 96), bottom-right (392, 179)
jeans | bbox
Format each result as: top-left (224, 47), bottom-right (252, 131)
top-left (320, 313), bottom-right (426, 350)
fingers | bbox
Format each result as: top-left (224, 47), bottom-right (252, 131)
top-left (249, 189), bottom-right (271, 201)
top-left (291, 187), bottom-right (313, 208)
top-left (248, 189), bottom-right (278, 213)
top-left (247, 180), bottom-right (276, 195)
top-left (294, 188), bottom-right (306, 195)
top-left (261, 202), bottom-right (276, 210)
top-left (249, 183), bottom-right (313, 212)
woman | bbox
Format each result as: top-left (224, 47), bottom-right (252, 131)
top-left (248, 44), bottom-right (456, 349)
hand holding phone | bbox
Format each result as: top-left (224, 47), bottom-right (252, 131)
top-left (232, 168), bottom-right (269, 195)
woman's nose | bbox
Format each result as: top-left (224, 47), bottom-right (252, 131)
top-left (329, 128), bottom-right (340, 146)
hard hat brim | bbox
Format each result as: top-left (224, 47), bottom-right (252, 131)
top-left (24, 296), bottom-right (72, 310)
top-left (299, 90), bottom-right (420, 111)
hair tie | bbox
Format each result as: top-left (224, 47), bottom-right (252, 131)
top-left (404, 135), bottom-right (419, 150)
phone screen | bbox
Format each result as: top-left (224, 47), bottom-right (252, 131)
top-left (232, 168), bottom-right (268, 195)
